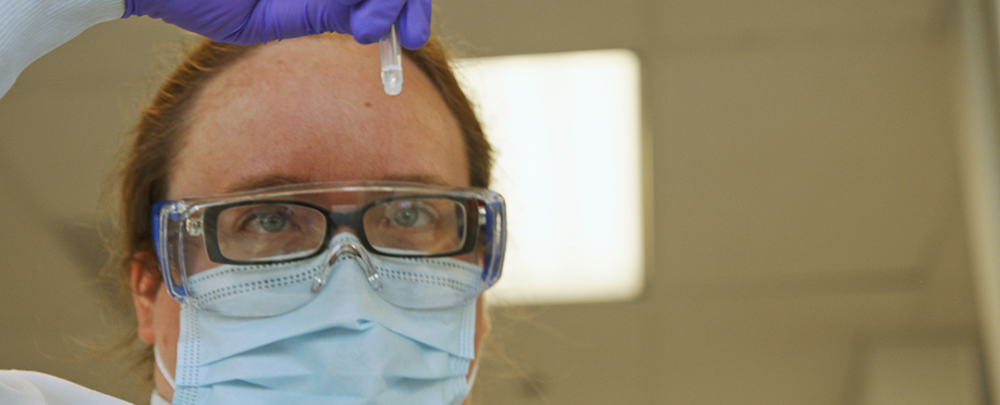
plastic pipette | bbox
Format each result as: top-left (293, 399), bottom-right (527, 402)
top-left (379, 24), bottom-right (403, 95)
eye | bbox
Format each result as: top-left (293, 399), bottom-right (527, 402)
top-left (255, 211), bottom-right (289, 232)
top-left (388, 201), bottom-right (435, 227)
top-left (239, 208), bottom-right (295, 234)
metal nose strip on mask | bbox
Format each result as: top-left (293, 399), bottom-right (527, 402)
top-left (312, 242), bottom-right (383, 293)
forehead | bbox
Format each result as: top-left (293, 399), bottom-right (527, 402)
top-left (168, 36), bottom-right (469, 200)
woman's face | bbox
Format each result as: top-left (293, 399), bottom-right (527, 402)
top-left (131, 35), bottom-right (486, 401)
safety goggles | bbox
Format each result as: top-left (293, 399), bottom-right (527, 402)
top-left (151, 181), bottom-right (506, 317)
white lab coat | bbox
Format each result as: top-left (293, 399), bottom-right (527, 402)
top-left (0, 0), bottom-right (123, 98)
top-left (0, 370), bottom-right (133, 405)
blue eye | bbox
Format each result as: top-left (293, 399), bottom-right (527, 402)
top-left (237, 208), bottom-right (295, 234)
top-left (391, 206), bottom-right (427, 226)
top-left (387, 201), bottom-right (435, 227)
top-left (253, 211), bottom-right (289, 233)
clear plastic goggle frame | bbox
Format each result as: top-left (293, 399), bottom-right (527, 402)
top-left (151, 181), bottom-right (506, 317)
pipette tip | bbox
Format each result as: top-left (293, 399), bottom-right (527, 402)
top-left (379, 24), bottom-right (403, 96)
top-left (382, 66), bottom-right (402, 96)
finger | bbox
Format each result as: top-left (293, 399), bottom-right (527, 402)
top-left (397, 0), bottom-right (431, 49)
top-left (349, 0), bottom-right (408, 44)
top-left (301, 0), bottom-right (353, 34)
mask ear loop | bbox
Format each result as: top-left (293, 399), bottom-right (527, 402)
top-left (467, 358), bottom-right (480, 392)
top-left (154, 345), bottom-right (177, 392)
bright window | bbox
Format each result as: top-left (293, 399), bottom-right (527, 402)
top-left (453, 49), bottom-right (644, 305)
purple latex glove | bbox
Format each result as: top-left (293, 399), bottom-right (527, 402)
top-left (122, 0), bottom-right (431, 49)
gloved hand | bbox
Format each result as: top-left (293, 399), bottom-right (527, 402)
top-left (122, 0), bottom-right (432, 49)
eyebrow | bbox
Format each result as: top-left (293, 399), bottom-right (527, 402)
top-left (224, 175), bottom-right (311, 194)
top-left (224, 173), bottom-right (452, 194)
top-left (380, 174), bottom-right (451, 185)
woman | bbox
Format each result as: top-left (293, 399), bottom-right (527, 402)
top-left (0, 0), bottom-right (454, 405)
top-left (121, 33), bottom-right (503, 405)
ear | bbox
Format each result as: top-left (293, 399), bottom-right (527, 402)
top-left (131, 251), bottom-right (161, 345)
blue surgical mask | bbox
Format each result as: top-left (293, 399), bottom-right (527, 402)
top-left (157, 233), bottom-right (477, 405)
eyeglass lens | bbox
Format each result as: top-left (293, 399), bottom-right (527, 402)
top-left (362, 198), bottom-right (467, 255)
top-left (213, 198), bottom-right (468, 262)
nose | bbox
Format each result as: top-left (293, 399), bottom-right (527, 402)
top-left (325, 209), bottom-right (363, 239)
top-left (331, 224), bottom-right (357, 236)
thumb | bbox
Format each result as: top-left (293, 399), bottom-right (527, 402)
top-left (349, 0), bottom-right (407, 44)
top-left (397, 0), bottom-right (431, 50)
